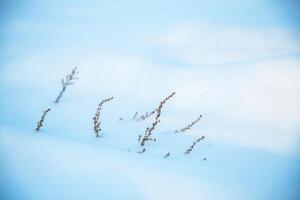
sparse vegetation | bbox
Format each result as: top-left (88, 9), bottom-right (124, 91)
top-left (35, 108), bottom-right (51, 132)
top-left (132, 111), bottom-right (138, 119)
top-left (139, 92), bottom-right (176, 146)
top-left (138, 148), bottom-right (146, 154)
top-left (54, 67), bottom-right (79, 104)
top-left (164, 152), bottom-right (170, 158)
top-left (184, 136), bottom-right (205, 154)
top-left (174, 115), bottom-right (202, 133)
top-left (35, 67), bottom-right (208, 159)
top-left (93, 97), bottom-right (114, 137)
top-left (136, 109), bottom-right (156, 121)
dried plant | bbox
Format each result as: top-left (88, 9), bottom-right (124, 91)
top-left (174, 115), bottom-right (202, 133)
top-left (139, 92), bottom-right (176, 146)
top-left (93, 97), bottom-right (114, 137)
top-left (137, 148), bottom-right (146, 154)
top-left (184, 136), bottom-right (205, 154)
top-left (164, 152), bottom-right (170, 158)
top-left (54, 67), bottom-right (79, 104)
top-left (132, 111), bottom-right (138, 119)
top-left (136, 109), bottom-right (156, 121)
top-left (35, 108), bottom-right (51, 132)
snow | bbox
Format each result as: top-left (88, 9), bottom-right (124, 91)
top-left (1, 1), bottom-right (300, 199)
top-left (0, 60), bottom-right (299, 199)
top-left (1, 126), bottom-right (299, 200)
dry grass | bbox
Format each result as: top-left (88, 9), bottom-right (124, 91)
top-left (54, 67), bottom-right (79, 104)
top-left (174, 115), bottom-right (202, 133)
top-left (139, 92), bottom-right (176, 146)
top-left (184, 136), bottom-right (205, 154)
top-left (35, 108), bottom-right (51, 132)
top-left (136, 109), bottom-right (156, 121)
top-left (132, 111), bottom-right (138, 119)
top-left (137, 148), bottom-right (146, 154)
top-left (93, 97), bottom-right (114, 137)
top-left (164, 152), bottom-right (170, 158)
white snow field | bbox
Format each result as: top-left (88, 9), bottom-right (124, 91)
top-left (0, 125), bottom-right (299, 200)
top-left (1, 57), bottom-right (300, 199)
top-left (1, 56), bottom-right (300, 200)
top-left (1, 1), bottom-right (300, 199)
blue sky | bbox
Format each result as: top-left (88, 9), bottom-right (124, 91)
top-left (1, 0), bottom-right (300, 156)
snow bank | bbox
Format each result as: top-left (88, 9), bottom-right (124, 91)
top-left (1, 128), bottom-right (298, 200)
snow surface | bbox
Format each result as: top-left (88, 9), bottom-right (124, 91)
top-left (1, 63), bottom-right (299, 199)
top-left (1, 125), bottom-right (299, 200)
top-left (1, 1), bottom-right (300, 199)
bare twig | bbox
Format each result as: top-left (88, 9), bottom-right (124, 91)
top-left (54, 67), bottom-right (79, 104)
top-left (93, 97), bottom-right (114, 137)
top-left (35, 108), bottom-right (51, 132)
top-left (132, 111), bottom-right (138, 119)
top-left (140, 92), bottom-right (176, 146)
top-left (164, 152), bottom-right (170, 158)
top-left (184, 136), bottom-right (205, 154)
top-left (136, 109), bottom-right (156, 121)
top-left (137, 148), bottom-right (146, 154)
top-left (174, 115), bottom-right (202, 133)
